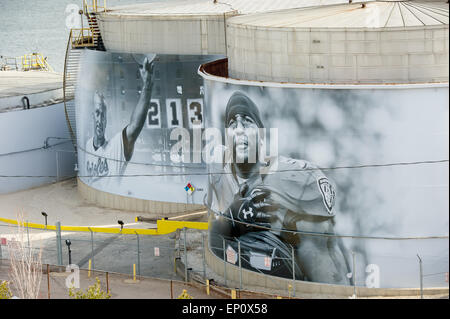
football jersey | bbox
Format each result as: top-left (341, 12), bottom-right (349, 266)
top-left (209, 154), bottom-right (336, 219)
top-left (84, 128), bottom-right (128, 189)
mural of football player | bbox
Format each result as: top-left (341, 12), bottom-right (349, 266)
top-left (84, 56), bottom-right (154, 188)
top-left (208, 91), bottom-right (352, 285)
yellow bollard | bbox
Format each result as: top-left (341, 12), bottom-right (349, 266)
top-left (88, 259), bottom-right (92, 277)
top-left (288, 284), bottom-right (292, 299)
top-left (133, 264), bottom-right (136, 281)
top-left (206, 279), bottom-right (210, 296)
top-left (231, 289), bottom-right (236, 299)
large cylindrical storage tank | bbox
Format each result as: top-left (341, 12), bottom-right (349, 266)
top-left (198, 1), bottom-right (449, 291)
top-left (0, 71), bottom-right (76, 194)
top-left (226, 0), bottom-right (449, 83)
top-left (96, 0), bottom-right (348, 55)
top-left (76, 0), bottom-right (350, 214)
top-left (200, 59), bottom-right (448, 291)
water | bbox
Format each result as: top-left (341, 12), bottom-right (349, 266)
top-left (0, 0), bottom-right (165, 73)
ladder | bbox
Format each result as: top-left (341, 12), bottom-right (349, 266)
top-left (86, 12), bottom-right (105, 51)
top-left (63, 32), bottom-right (83, 155)
top-left (63, 1), bottom-right (107, 154)
top-left (70, 0), bottom-right (106, 50)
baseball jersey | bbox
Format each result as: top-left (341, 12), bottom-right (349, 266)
top-left (84, 128), bottom-right (128, 189)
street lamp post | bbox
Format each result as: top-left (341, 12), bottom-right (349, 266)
top-left (41, 212), bottom-right (48, 229)
top-left (65, 239), bottom-right (72, 265)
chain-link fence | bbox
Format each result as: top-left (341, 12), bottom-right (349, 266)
top-left (1, 221), bottom-right (448, 299)
top-left (0, 222), bottom-right (180, 281)
top-left (179, 227), bottom-right (449, 299)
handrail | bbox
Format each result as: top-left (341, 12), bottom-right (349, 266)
top-left (0, 56), bottom-right (19, 71)
top-left (83, 0), bottom-right (107, 19)
top-left (70, 28), bottom-right (96, 48)
top-left (17, 53), bottom-right (54, 72)
top-left (63, 30), bottom-right (78, 154)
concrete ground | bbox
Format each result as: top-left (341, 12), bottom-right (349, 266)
top-left (0, 178), bottom-right (156, 228)
top-left (0, 179), bottom-right (448, 299)
top-left (0, 178), bottom-right (195, 280)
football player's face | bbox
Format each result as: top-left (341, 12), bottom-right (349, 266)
top-left (93, 95), bottom-right (106, 140)
top-left (227, 113), bottom-right (258, 163)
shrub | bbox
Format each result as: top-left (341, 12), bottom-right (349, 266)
top-left (0, 281), bottom-right (12, 299)
top-left (177, 289), bottom-right (193, 299)
top-left (69, 278), bottom-right (111, 299)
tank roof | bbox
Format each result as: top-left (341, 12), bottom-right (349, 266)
top-left (228, 1), bottom-right (449, 29)
top-left (104, 0), bottom-right (351, 17)
top-left (0, 71), bottom-right (62, 98)
top-left (0, 71), bottom-right (63, 112)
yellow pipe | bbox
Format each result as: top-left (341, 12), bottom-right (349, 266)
top-left (133, 264), bottom-right (136, 281)
top-left (0, 217), bottom-right (208, 236)
top-left (88, 259), bottom-right (92, 277)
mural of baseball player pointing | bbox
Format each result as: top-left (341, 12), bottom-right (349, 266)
top-left (84, 55), bottom-right (155, 187)
top-left (208, 91), bottom-right (352, 285)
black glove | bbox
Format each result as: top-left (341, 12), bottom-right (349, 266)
top-left (229, 185), bottom-right (278, 229)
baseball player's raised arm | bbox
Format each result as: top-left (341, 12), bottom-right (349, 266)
top-left (124, 57), bottom-right (154, 161)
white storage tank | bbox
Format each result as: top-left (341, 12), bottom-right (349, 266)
top-left (0, 71), bottom-right (76, 193)
top-left (226, 0), bottom-right (449, 83)
top-left (78, 0), bottom-right (352, 214)
top-left (96, 0), bottom-right (349, 55)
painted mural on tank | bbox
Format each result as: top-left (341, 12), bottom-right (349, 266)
top-left (75, 50), bottom-right (222, 204)
top-left (201, 75), bottom-right (449, 288)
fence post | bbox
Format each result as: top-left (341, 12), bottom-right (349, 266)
top-left (47, 264), bottom-right (50, 299)
top-left (106, 272), bottom-right (109, 295)
top-left (238, 240), bottom-right (242, 290)
top-left (223, 237), bottom-right (227, 287)
top-left (184, 227), bottom-right (188, 282)
top-left (88, 227), bottom-right (94, 270)
top-left (56, 222), bottom-right (63, 266)
top-left (135, 231), bottom-right (141, 276)
top-left (26, 220), bottom-right (31, 253)
top-left (352, 251), bottom-right (357, 298)
top-left (417, 254), bottom-right (423, 299)
top-left (202, 232), bottom-right (206, 279)
top-left (56, 151), bottom-right (60, 181)
top-left (291, 245), bottom-right (295, 297)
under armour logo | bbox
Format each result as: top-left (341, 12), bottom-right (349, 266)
top-left (241, 207), bottom-right (254, 220)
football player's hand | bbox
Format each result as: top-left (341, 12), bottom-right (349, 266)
top-left (235, 188), bottom-right (278, 227)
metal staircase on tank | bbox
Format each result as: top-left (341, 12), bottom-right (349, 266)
top-left (84, 0), bottom-right (106, 51)
top-left (63, 0), bottom-right (107, 155)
